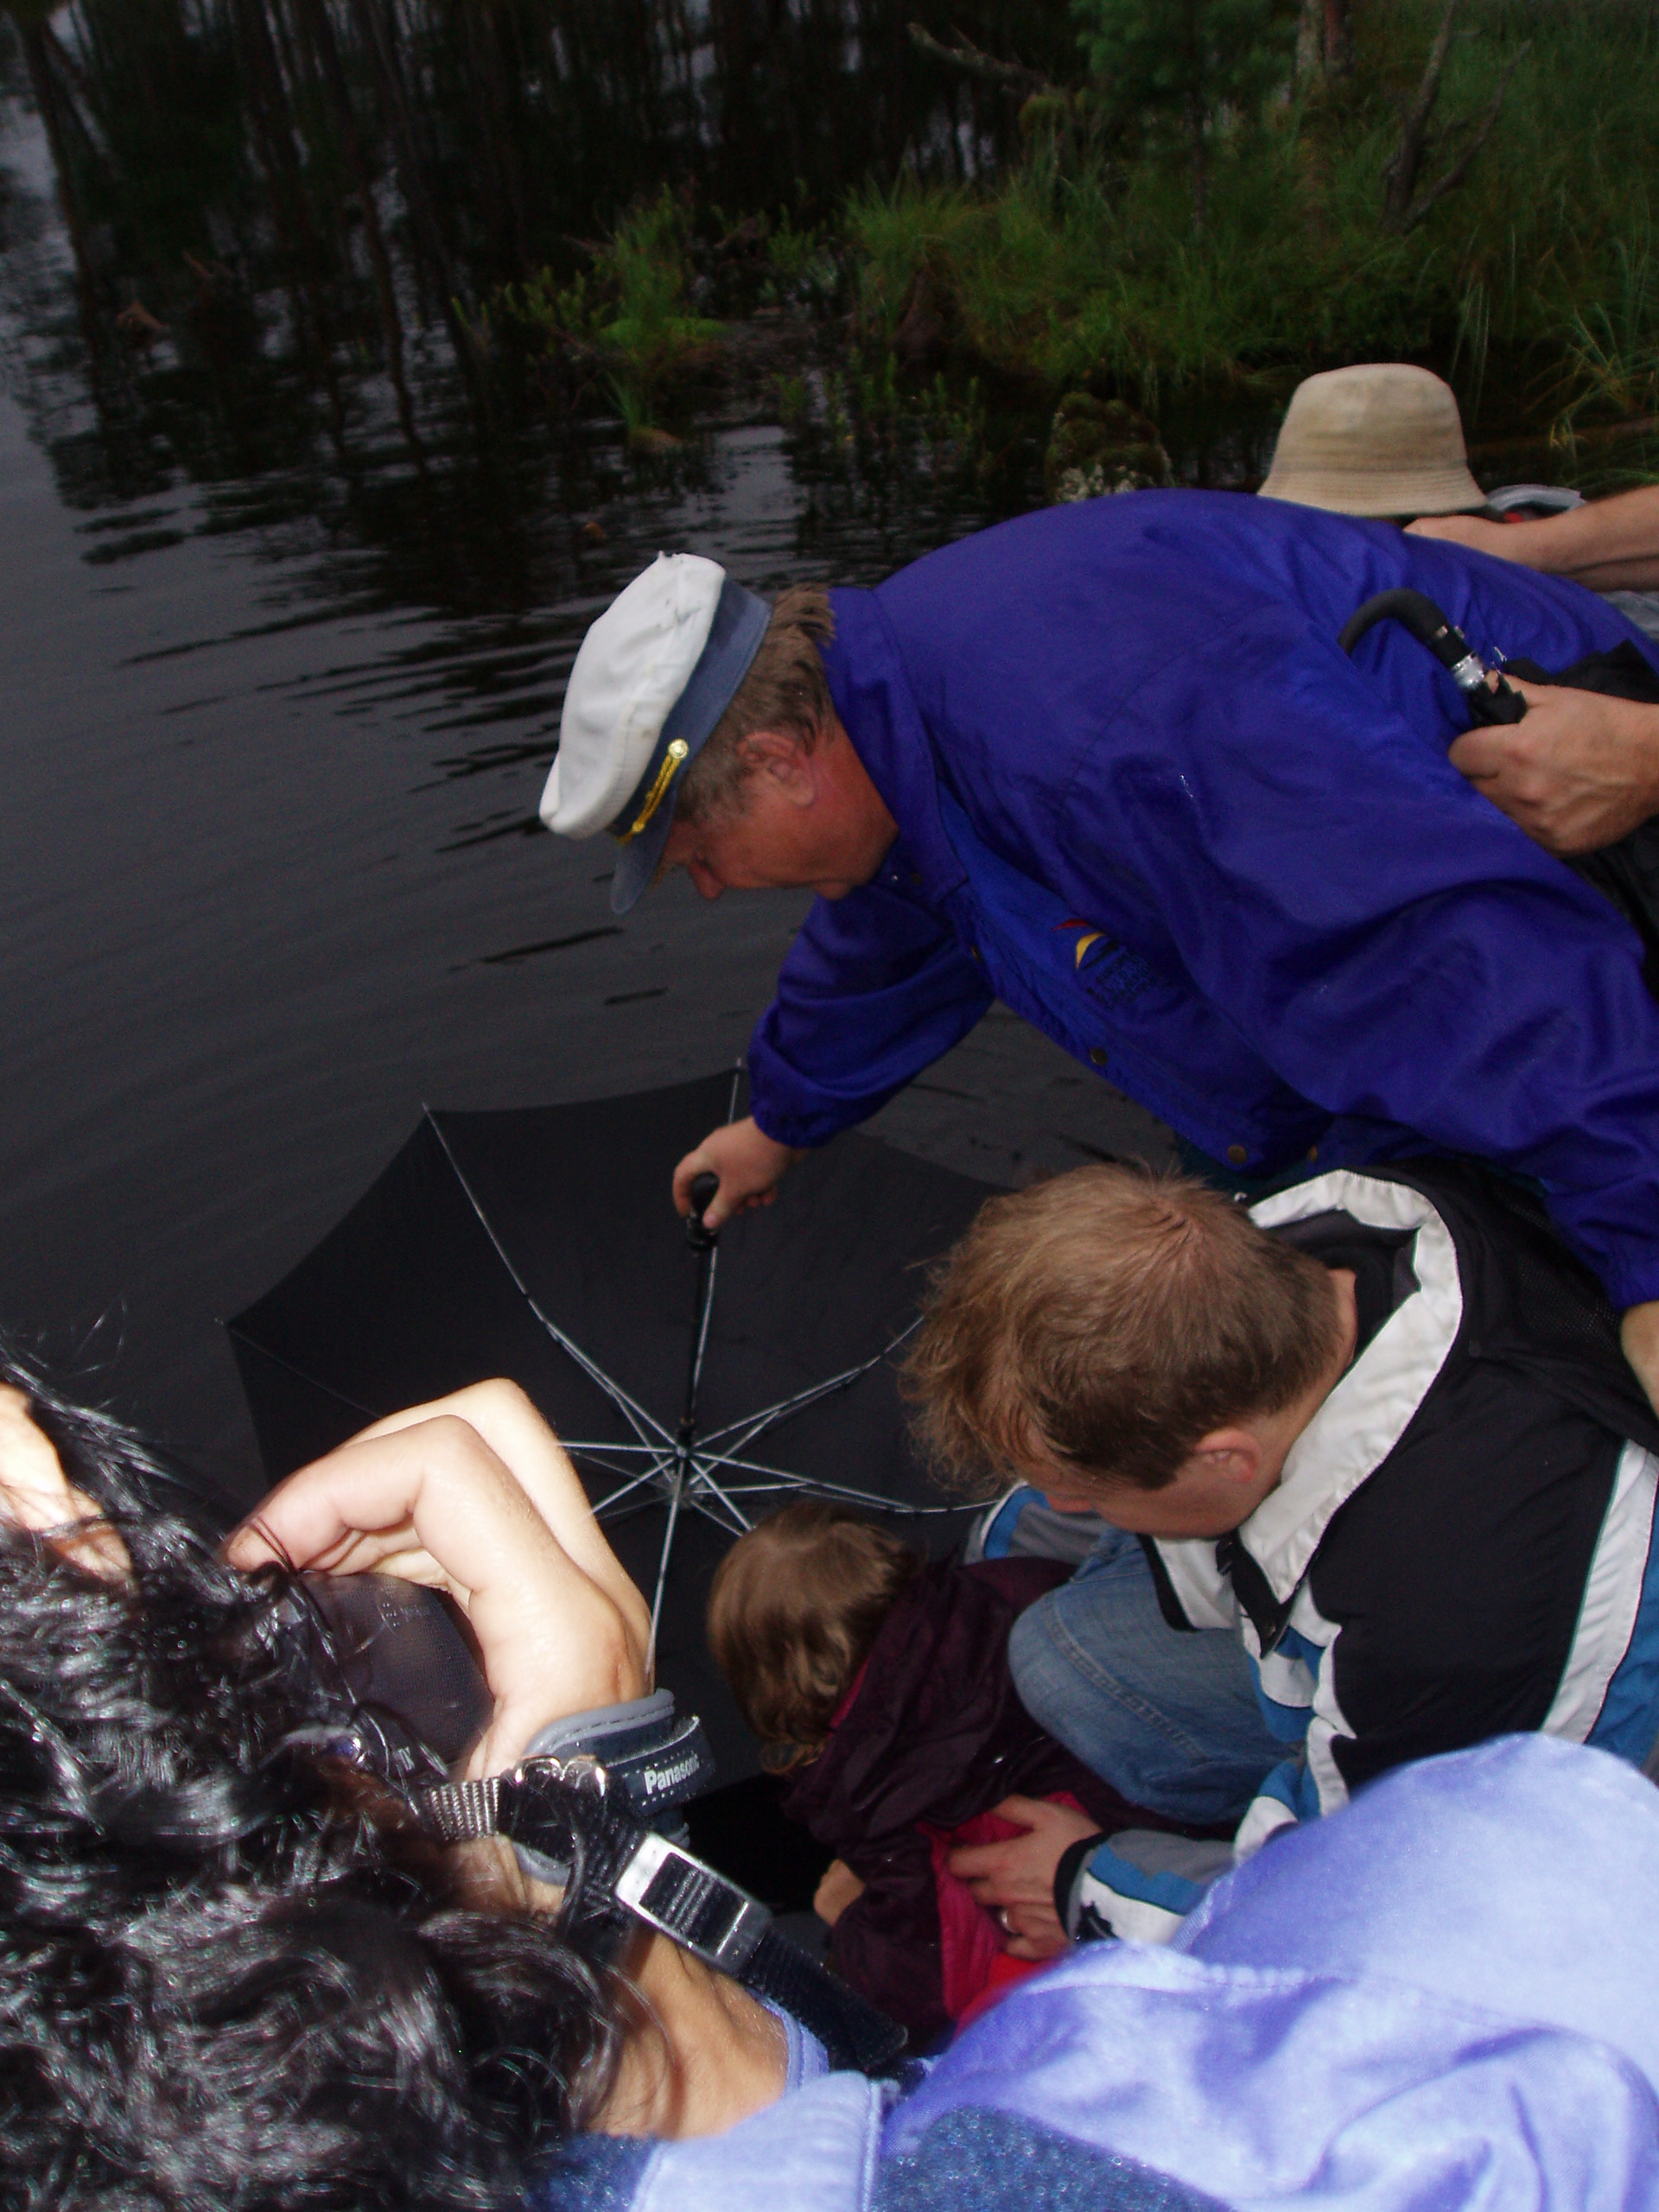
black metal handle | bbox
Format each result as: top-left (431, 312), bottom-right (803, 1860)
top-left (685, 1170), bottom-right (720, 1252)
top-left (1339, 588), bottom-right (1527, 725)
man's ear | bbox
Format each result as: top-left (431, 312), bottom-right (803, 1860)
top-left (736, 727), bottom-right (816, 805)
top-left (1186, 1427), bottom-right (1262, 1487)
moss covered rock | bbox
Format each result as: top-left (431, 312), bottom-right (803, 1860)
top-left (1044, 393), bottom-right (1173, 504)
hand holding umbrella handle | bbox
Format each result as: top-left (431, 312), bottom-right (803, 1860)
top-left (685, 1171), bottom-right (721, 1252)
top-left (1338, 588), bottom-right (1528, 724)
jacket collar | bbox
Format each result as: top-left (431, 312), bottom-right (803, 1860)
top-left (1235, 1171), bottom-right (1465, 1614)
top-left (823, 588), bottom-right (968, 903)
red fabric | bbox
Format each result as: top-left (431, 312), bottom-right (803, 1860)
top-left (955, 1948), bottom-right (1044, 2031)
top-left (785, 1559), bottom-right (1180, 2046)
top-left (922, 1794), bottom-right (1085, 2024)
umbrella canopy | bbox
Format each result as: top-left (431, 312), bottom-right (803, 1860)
top-left (228, 1071), bottom-right (1003, 1775)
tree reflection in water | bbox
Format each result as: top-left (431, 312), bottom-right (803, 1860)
top-left (1, 0), bottom-right (1078, 602)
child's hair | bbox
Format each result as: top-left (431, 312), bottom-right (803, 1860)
top-left (707, 1501), bottom-right (922, 1768)
top-left (902, 1164), bottom-right (1343, 1494)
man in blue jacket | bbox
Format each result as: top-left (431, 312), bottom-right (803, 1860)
top-left (537, 496), bottom-right (1659, 1408)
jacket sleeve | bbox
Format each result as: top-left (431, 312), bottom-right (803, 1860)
top-left (1059, 601), bottom-right (1659, 1310)
top-left (828, 1834), bottom-right (953, 2048)
top-left (1057, 1829), bottom-right (1237, 1947)
top-left (747, 878), bottom-right (994, 1148)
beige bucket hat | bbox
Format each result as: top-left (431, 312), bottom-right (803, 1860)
top-left (1258, 364), bottom-right (1485, 518)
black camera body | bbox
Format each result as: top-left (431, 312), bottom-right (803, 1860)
top-left (267, 1573), bottom-right (493, 1789)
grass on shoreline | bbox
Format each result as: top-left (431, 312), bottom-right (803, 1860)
top-left (487, 0), bottom-right (1659, 490)
top-left (842, 0), bottom-right (1659, 438)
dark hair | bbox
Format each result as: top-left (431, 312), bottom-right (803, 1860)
top-left (677, 585), bottom-right (836, 825)
top-left (706, 1501), bottom-right (919, 1767)
top-left (902, 1166), bottom-right (1343, 1493)
top-left (0, 1348), bottom-right (624, 2210)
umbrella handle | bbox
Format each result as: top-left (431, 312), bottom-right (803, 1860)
top-left (1338, 588), bottom-right (1528, 726)
top-left (685, 1170), bottom-right (721, 1252)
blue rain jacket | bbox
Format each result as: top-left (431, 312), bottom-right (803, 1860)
top-left (533, 1736), bottom-right (1659, 2210)
top-left (744, 493), bottom-right (1659, 1308)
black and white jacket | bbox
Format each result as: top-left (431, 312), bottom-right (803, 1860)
top-left (1063, 1162), bottom-right (1659, 1945)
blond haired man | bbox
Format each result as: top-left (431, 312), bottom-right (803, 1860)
top-left (904, 1159), bottom-right (1659, 1952)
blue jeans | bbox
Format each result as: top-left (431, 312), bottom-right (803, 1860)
top-left (1009, 1529), bottom-right (1283, 1826)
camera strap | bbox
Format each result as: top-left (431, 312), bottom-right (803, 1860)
top-left (414, 1753), bottom-right (906, 2078)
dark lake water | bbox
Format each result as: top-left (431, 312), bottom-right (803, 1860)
top-left (1, 3), bottom-right (1195, 1510)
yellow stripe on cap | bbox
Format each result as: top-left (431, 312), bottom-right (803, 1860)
top-left (614, 739), bottom-right (689, 844)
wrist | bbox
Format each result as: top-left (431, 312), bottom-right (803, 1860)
top-left (601, 1937), bottom-right (788, 2137)
top-left (744, 1109), bottom-right (805, 1162)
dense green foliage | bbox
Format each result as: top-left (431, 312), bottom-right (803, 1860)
top-left (844, 0), bottom-right (1659, 439)
top-left (10, 0), bottom-right (1659, 511)
top-left (1071, 0), bottom-right (1298, 227)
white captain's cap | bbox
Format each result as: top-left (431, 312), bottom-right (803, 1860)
top-left (540, 552), bottom-right (770, 914)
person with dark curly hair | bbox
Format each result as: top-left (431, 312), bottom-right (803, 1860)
top-left (0, 1357), bottom-right (786, 2211)
top-left (9, 1348), bottom-right (1659, 2210)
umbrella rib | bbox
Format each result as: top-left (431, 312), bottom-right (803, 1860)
top-left (557, 1441), bottom-right (670, 1458)
top-left (682, 1489), bottom-right (753, 1541)
top-left (682, 1456), bottom-right (754, 1531)
top-left (222, 1338), bottom-right (385, 1430)
top-left (529, 1314), bottom-right (673, 1450)
top-left (588, 1458), bottom-right (677, 1515)
top-left (696, 1360), bottom-right (877, 1447)
top-left (424, 1116), bottom-right (674, 1450)
top-left (697, 1327), bottom-right (919, 1464)
top-left (716, 1475), bottom-right (989, 1515)
top-left (575, 1454), bottom-right (667, 1491)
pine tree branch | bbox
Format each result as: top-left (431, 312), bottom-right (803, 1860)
top-left (1380, 0), bottom-right (1461, 230)
top-left (1397, 41), bottom-right (1529, 234)
top-left (906, 22), bottom-right (1065, 101)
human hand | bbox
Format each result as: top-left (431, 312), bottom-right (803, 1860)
top-left (1447, 677), bottom-right (1659, 854)
top-left (1622, 1301), bottom-right (1659, 1424)
top-left (672, 1116), bottom-right (803, 1230)
top-left (225, 1380), bottom-right (649, 1779)
top-left (0, 1385), bottom-right (130, 1579)
top-left (947, 1795), bottom-right (1102, 1961)
top-left (812, 1857), bottom-right (867, 1928)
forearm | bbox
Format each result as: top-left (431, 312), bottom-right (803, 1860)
top-left (748, 893), bottom-right (994, 1148)
top-left (1426, 487), bottom-right (1659, 591)
top-left (596, 1930), bottom-right (790, 2138)
top-left (351, 1381), bottom-right (652, 1656)
top-left (1538, 488), bottom-right (1659, 590)
top-left (1105, 660), bottom-right (1659, 1310)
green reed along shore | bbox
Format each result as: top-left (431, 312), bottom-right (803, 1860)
top-left (500, 0), bottom-right (1659, 483)
top-left (845, 1), bottom-right (1659, 435)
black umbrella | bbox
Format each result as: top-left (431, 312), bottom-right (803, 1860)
top-left (228, 1071), bottom-right (1001, 1774)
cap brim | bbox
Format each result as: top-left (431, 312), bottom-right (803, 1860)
top-left (611, 805), bottom-right (673, 915)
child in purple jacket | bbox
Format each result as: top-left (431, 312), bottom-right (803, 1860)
top-left (707, 1501), bottom-right (1165, 2046)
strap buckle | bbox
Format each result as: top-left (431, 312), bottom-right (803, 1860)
top-left (414, 1751), bottom-right (605, 1847)
top-left (613, 1831), bottom-right (772, 1973)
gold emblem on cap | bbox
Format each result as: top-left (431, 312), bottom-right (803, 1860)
top-left (615, 738), bottom-right (689, 843)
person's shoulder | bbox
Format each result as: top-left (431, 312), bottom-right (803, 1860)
top-left (877, 491), bottom-right (1262, 603)
top-left (869, 494), bottom-right (1291, 732)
